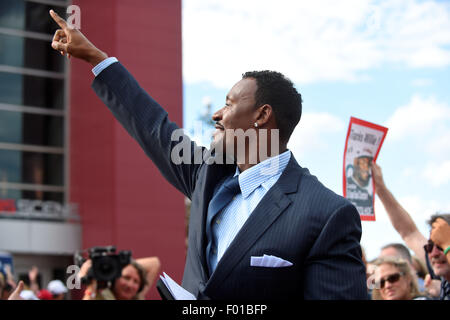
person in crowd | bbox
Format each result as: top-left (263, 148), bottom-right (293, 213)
top-left (7, 281), bottom-right (24, 300)
top-left (48, 9), bottom-right (367, 300)
top-left (0, 278), bottom-right (13, 300)
top-left (371, 257), bottom-right (425, 300)
top-left (379, 243), bottom-right (412, 265)
top-left (27, 266), bottom-right (40, 296)
top-left (19, 289), bottom-right (39, 300)
top-left (372, 162), bottom-right (450, 300)
top-left (7, 257), bottom-right (160, 300)
top-left (430, 217), bottom-right (450, 264)
top-left (47, 279), bottom-right (68, 300)
top-left (37, 289), bottom-right (53, 300)
top-left (378, 243), bottom-right (428, 293)
top-left (3, 265), bottom-right (16, 293)
top-left (132, 257), bottom-right (161, 299)
top-left (80, 257), bottom-right (160, 300)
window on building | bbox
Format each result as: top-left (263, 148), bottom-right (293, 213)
top-left (0, 0), bottom-right (70, 217)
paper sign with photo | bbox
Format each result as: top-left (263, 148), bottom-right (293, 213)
top-left (343, 117), bottom-right (388, 221)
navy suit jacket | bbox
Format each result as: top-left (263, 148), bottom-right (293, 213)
top-left (92, 62), bottom-right (368, 300)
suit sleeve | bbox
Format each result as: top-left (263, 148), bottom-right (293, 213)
top-left (303, 204), bottom-right (368, 299)
top-left (91, 62), bottom-right (204, 199)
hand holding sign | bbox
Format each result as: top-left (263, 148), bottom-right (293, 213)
top-left (371, 161), bottom-right (386, 190)
top-left (49, 10), bottom-right (107, 66)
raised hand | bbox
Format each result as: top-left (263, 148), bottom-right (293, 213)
top-left (424, 274), bottom-right (441, 298)
top-left (7, 281), bottom-right (24, 300)
top-left (49, 9), bottom-right (108, 66)
top-left (28, 266), bottom-right (39, 283)
top-left (371, 161), bottom-right (385, 191)
top-left (430, 218), bottom-right (450, 252)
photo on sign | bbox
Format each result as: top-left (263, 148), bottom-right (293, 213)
top-left (343, 117), bottom-right (388, 221)
top-left (345, 147), bottom-right (375, 217)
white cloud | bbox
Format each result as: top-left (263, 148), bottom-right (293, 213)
top-left (397, 194), bottom-right (446, 222)
top-left (422, 160), bottom-right (450, 187)
top-left (288, 112), bottom-right (345, 154)
top-left (385, 95), bottom-right (450, 141)
top-left (401, 166), bottom-right (415, 179)
top-left (427, 130), bottom-right (450, 159)
top-left (411, 78), bottom-right (433, 87)
top-left (384, 95), bottom-right (450, 188)
top-left (183, 0), bottom-right (450, 87)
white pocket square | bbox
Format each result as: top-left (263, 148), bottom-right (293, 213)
top-left (250, 254), bottom-right (293, 267)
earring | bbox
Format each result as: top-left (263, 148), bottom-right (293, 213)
top-left (254, 122), bottom-right (258, 128)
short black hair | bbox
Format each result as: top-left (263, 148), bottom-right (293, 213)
top-left (242, 70), bottom-right (302, 143)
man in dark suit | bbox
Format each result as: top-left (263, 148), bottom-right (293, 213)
top-left (50, 10), bottom-right (367, 299)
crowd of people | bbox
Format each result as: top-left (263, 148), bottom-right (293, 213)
top-left (1, 256), bottom-right (160, 300)
top-left (363, 162), bottom-right (450, 300)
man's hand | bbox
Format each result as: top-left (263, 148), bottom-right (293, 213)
top-left (371, 161), bottom-right (385, 191)
top-left (78, 259), bottom-right (92, 279)
top-left (49, 9), bottom-right (108, 66)
top-left (431, 218), bottom-right (450, 251)
top-left (28, 266), bottom-right (39, 283)
top-left (7, 281), bottom-right (24, 300)
top-left (424, 274), bottom-right (441, 298)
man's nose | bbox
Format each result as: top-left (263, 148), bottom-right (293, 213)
top-left (212, 107), bottom-right (223, 121)
top-left (430, 245), bottom-right (442, 257)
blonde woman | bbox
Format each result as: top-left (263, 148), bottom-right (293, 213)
top-left (372, 257), bottom-right (425, 300)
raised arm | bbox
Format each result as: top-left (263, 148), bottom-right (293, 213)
top-left (372, 162), bottom-right (428, 263)
top-left (135, 257), bottom-right (161, 299)
top-left (49, 10), bottom-right (204, 198)
top-left (27, 266), bottom-right (40, 296)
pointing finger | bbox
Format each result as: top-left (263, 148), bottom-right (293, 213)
top-left (49, 9), bottom-right (68, 29)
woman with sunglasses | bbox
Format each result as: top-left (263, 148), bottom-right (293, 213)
top-left (371, 257), bottom-right (425, 300)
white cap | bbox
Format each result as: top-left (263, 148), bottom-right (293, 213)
top-left (356, 147), bottom-right (373, 158)
top-left (47, 279), bottom-right (68, 295)
top-left (20, 290), bottom-right (39, 300)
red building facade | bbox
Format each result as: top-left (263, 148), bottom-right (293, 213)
top-left (70, 0), bottom-right (185, 299)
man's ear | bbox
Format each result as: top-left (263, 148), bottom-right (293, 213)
top-left (255, 104), bottom-right (273, 127)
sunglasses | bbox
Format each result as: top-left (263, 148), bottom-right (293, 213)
top-left (377, 272), bottom-right (404, 289)
top-left (423, 240), bottom-right (443, 254)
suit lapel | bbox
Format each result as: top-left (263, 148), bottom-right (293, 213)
top-left (204, 156), bottom-right (302, 295)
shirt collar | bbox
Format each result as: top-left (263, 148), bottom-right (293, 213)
top-left (234, 150), bottom-right (291, 199)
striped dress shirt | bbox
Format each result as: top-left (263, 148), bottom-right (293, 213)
top-left (209, 150), bottom-right (291, 272)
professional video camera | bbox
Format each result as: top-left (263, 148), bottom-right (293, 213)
top-left (74, 246), bottom-right (131, 288)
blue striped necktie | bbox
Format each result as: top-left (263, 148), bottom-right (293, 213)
top-left (206, 175), bottom-right (241, 273)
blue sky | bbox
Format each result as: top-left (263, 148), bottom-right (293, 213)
top-left (181, 0), bottom-right (450, 260)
